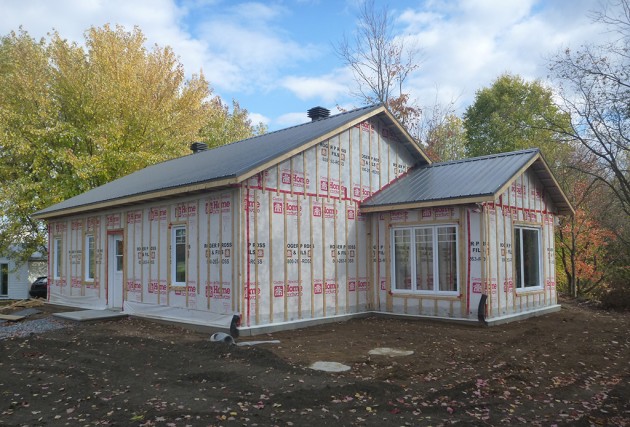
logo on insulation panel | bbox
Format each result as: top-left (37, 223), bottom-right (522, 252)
top-left (312, 206), bottom-right (322, 217)
top-left (273, 202), bottom-right (283, 214)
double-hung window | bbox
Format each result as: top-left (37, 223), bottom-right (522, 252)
top-left (392, 225), bottom-right (458, 294)
top-left (171, 226), bottom-right (187, 286)
top-left (514, 226), bottom-right (543, 290)
top-left (85, 234), bottom-right (95, 282)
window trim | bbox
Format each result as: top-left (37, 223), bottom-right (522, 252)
top-left (84, 234), bottom-right (95, 282)
top-left (171, 225), bottom-right (187, 286)
top-left (513, 225), bottom-right (543, 291)
top-left (53, 238), bottom-right (62, 280)
top-left (390, 224), bottom-right (459, 295)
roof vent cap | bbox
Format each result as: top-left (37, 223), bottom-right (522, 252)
top-left (190, 142), bottom-right (208, 153)
top-left (307, 106), bottom-right (330, 121)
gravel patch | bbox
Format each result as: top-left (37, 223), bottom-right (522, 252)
top-left (0, 317), bottom-right (74, 340)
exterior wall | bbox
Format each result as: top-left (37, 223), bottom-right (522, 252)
top-left (47, 189), bottom-right (240, 315)
top-left (476, 168), bottom-right (557, 320)
top-left (378, 168), bottom-right (558, 321)
top-left (0, 256), bottom-right (30, 300)
top-left (381, 207), bottom-right (465, 318)
top-left (239, 118), bottom-right (417, 327)
top-left (45, 118), bottom-right (418, 327)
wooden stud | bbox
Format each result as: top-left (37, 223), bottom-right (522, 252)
top-left (253, 188), bottom-right (260, 326)
top-left (297, 190), bottom-right (303, 319)
top-left (232, 190), bottom-right (238, 313)
top-left (283, 191), bottom-right (288, 322)
top-left (309, 196), bottom-right (315, 318)
top-left (270, 190), bottom-right (276, 323)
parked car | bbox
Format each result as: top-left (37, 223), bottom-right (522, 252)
top-left (29, 276), bottom-right (48, 299)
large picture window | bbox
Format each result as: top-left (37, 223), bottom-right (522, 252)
top-left (171, 226), bottom-right (187, 285)
top-left (53, 238), bottom-right (62, 279)
top-left (514, 226), bottom-right (542, 289)
top-left (391, 225), bottom-right (458, 294)
top-left (85, 234), bottom-right (95, 281)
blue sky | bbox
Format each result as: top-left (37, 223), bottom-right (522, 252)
top-left (0, 0), bottom-right (611, 131)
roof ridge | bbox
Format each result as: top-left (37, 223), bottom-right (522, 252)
top-left (135, 104), bottom-right (384, 170)
top-left (219, 103), bottom-right (382, 149)
top-left (427, 148), bottom-right (540, 168)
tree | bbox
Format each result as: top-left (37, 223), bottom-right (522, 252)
top-left (201, 99), bottom-right (267, 149)
top-left (0, 25), bottom-right (262, 264)
top-left (556, 179), bottom-right (616, 297)
top-left (548, 0), bottom-right (630, 225)
top-left (424, 114), bottom-right (467, 162)
top-left (463, 73), bottom-right (572, 171)
top-left (335, 0), bottom-right (422, 134)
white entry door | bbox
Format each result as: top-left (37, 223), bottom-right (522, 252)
top-left (108, 234), bottom-right (124, 309)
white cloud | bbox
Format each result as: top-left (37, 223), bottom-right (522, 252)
top-left (247, 112), bottom-right (269, 126)
top-left (281, 75), bottom-right (349, 103)
top-left (395, 0), bottom-right (611, 113)
top-left (275, 112), bottom-right (310, 127)
top-left (191, 2), bottom-right (323, 93)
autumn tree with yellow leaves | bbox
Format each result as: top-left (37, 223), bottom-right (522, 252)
top-left (0, 25), bottom-right (264, 263)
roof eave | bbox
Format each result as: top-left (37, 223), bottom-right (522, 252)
top-left (380, 108), bottom-right (432, 165)
top-left (494, 152), bottom-right (574, 217)
top-left (236, 106), bottom-right (387, 184)
top-left (360, 194), bottom-right (495, 213)
top-left (32, 175), bottom-right (239, 220)
top-left (236, 104), bottom-right (429, 184)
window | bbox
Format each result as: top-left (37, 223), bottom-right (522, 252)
top-left (115, 238), bottom-right (123, 272)
top-left (0, 263), bottom-right (8, 296)
top-left (85, 234), bottom-right (95, 281)
top-left (53, 238), bottom-right (62, 279)
top-left (171, 226), bottom-right (187, 285)
top-left (514, 226), bottom-right (542, 289)
top-left (391, 225), bottom-right (458, 294)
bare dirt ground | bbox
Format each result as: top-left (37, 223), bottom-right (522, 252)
top-left (0, 296), bottom-right (628, 426)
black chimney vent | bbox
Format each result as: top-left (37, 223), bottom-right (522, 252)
top-left (190, 142), bottom-right (208, 153)
top-left (307, 106), bottom-right (330, 121)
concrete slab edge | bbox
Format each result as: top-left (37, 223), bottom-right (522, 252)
top-left (43, 304), bottom-right (562, 335)
top-left (485, 304), bottom-right (562, 326)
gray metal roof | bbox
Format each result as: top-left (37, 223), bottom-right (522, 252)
top-left (361, 149), bottom-right (574, 215)
top-left (35, 104), bottom-right (428, 218)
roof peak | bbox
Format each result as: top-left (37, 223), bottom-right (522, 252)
top-left (428, 148), bottom-right (540, 168)
top-left (220, 103), bottom-right (383, 149)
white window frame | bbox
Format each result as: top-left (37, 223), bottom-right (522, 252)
top-left (390, 224), bottom-right (459, 295)
top-left (514, 225), bottom-right (543, 291)
top-left (53, 238), bottom-right (62, 279)
top-left (171, 225), bottom-right (187, 286)
top-left (85, 234), bottom-right (95, 282)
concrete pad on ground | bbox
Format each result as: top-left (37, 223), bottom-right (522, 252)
top-left (53, 310), bottom-right (128, 322)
